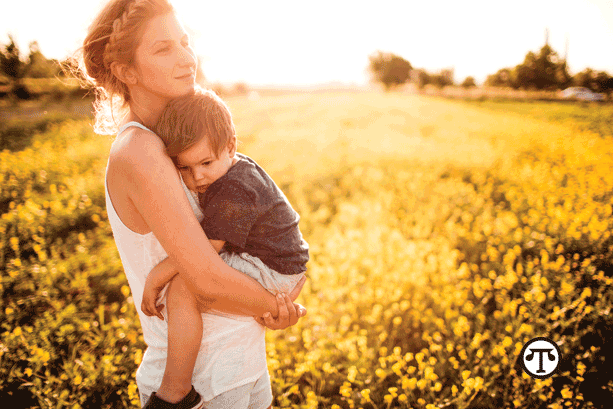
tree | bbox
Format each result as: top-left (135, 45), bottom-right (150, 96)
top-left (430, 68), bottom-right (454, 89)
top-left (487, 42), bottom-right (570, 90)
top-left (514, 45), bottom-right (569, 90)
top-left (594, 71), bottom-right (613, 99)
top-left (25, 41), bottom-right (59, 78)
top-left (369, 51), bottom-right (412, 91)
top-left (461, 76), bottom-right (476, 88)
top-left (0, 34), bottom-right (26, 81)
top-left (412, 69), bottom-right (430, 91)
top-left (485, 68), bottom-right (516, 88)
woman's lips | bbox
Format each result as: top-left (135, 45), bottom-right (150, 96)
top-left (175, 73), bottom-right (195, 81)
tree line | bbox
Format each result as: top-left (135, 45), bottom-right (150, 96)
top-left (369, 43), bottom-right (613, 98)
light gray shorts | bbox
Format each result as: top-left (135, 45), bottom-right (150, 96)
top-left (219, 251), bottom-right (305, 297)
top-left (203, 371), bottom-right (272, 409)
top-left (140, 372), bottom-right (272, 409)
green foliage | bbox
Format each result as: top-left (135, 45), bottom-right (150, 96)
top-left (572, 69), bottom-right (613, 96)
top-left (368, 51), bottom-right (412, 91)
top-left (486, 44), bottom-right (571, 90)
top-left (0, 35), bottom-right (26, 81)
top-left (461, 77), bottom-right (476, 88)
top-left (25, 42), bottom-right (61, 79)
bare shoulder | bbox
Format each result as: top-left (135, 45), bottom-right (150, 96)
top-left (109, 127), bottom-right (166, 168)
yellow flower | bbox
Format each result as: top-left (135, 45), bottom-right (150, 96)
top-left (360, 389), bottom-right (371, 402)
top-left (561, 387), bottom-right (573, 399)
top-left (462, 370), bottom-right (471, 380)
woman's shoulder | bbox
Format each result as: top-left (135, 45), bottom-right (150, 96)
top-left (109, 127), bottom-right (166, 167)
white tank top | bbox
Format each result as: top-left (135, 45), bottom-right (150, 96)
top-left (105, 121), bottom-right (267, 401)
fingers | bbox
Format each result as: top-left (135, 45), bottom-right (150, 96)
top-left (156, 304), bottom-right (165, 321)
top-left (141, 297), bottom-right (165, 321)
top-left (294, 302), bottom-right (307, 317)
top-left (276, 293), bottom-right (290, 327)
top-left (283, 294), bottom-right (299, 326)
top-left (262, 311), bottom-right (277, 329)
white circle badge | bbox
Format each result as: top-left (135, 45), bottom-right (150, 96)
top-left (520, 337), bottom-right (561, 379)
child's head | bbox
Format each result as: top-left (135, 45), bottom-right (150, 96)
top-left (155, 87), bottom-right (237, 193)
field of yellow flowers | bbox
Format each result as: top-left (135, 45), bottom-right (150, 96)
top-left (1, 92), bottom-right (612, 409)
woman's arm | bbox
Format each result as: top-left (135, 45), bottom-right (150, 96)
top-left (114, 130), bottom-right (298, 320)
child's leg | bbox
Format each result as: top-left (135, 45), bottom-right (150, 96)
top-left (154, 275), bottom-right (203, 404)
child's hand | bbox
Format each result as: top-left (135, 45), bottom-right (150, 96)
top-left (141, 277), bottom-right (165, 321)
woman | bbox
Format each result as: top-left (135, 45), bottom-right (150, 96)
top-left (78, 0), bottom-right (307, 407)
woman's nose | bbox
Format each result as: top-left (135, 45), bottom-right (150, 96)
top-left (178, 44), bottom-right (196, 69)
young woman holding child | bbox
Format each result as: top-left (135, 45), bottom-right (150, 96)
top-left (79, 0), bottom-right (307, 408)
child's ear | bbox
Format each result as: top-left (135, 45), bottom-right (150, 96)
top-left (228, 135), bottom-right (237, 156)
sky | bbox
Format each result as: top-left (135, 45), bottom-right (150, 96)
top-left (2, 0), bottom-right (613, 87)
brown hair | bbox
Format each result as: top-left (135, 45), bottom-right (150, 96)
top-left (155, 87), bottom-right (236, 158)
top-left (75, 0), bottom-right (174, 134)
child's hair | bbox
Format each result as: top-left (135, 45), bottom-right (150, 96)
top-left (73, 0), bottom-right (174, 134)
top-left (155, 87), bottom-right (236, 158)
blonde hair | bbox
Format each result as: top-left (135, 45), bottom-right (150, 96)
top-left (73, 0), bottom-right (174, 134)
top-left (155, 87), bottom-right (236, 158)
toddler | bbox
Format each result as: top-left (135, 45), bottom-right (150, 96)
top-left (141, 87), bottom-right (309, 408)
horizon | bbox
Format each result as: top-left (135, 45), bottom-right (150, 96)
top-left (2, 0), bottom-right (613, 87)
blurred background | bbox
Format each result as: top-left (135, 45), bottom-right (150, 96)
top-left (1, 1), bottom-right (613, 409)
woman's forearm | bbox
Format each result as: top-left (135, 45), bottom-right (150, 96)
top-left (184, 261), bottom-right (279, 317)
top-left (121, 136), bottom-right (279, 318)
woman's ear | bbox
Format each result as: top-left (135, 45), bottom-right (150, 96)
top-left (110, 61), bottom-right (138, 85)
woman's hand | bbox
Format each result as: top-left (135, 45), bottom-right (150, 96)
top-left (254, 291), bottom-right (307, 330)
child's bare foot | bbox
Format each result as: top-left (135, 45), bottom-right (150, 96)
top-left (143, 385), bottom-right (203, 409)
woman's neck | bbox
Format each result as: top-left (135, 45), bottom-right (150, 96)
top-left (125, 87), bottom-right (171, 130)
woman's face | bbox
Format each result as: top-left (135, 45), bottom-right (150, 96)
top-left (132, 12), bottom-right (197, 100)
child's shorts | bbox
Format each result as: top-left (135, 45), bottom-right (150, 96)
top-left (220, 251), bottom-right (305, 297)
top-left (202, 370), bottom-right (272, 409)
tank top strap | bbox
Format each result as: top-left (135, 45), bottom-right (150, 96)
top-left (118, 121), bottom-right (153, 137)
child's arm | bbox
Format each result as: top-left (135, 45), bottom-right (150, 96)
top-left (141, 257), bottom-right (180, 320)
top-left (141, 240), bottom-right (226, 319)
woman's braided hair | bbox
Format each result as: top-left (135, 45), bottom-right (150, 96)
top-left (74, 0), bottom-right (173, 134)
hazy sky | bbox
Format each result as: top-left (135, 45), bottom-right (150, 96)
top-left (2, 0), bottom-right (612, 86)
